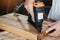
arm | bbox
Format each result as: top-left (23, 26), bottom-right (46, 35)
top-left (24, 0), bottom-right (35, 18)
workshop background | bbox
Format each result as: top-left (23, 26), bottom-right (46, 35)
top-left (0, 0), bottom-right (52, 16)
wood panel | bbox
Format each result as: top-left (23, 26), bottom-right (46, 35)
top-left (0, 0), bottom-right (22, 12)
top-left (0, 23), bottom-right (37, 40)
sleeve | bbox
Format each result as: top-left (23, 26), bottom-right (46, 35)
top-left (48, 0), bottom-right (60, 21)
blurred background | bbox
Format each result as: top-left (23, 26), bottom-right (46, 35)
top-left (0, 0), bottom-right (52, 16)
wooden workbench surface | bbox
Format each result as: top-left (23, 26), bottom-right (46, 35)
top-left (0, 13), bottom-right (60, 40)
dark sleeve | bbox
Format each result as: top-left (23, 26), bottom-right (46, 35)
top-left (43, 0), bottom-right (52, 6)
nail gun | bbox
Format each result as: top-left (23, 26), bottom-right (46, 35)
top-left (33, 0), bottom-right (45, 32)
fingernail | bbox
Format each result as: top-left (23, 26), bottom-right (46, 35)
top-left (46, 29), bottom-right (56, 34)
top-left (45, 31), bottom-right (48, 33)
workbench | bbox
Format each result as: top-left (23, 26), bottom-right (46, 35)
top-left (0, 13), bottom-right (60, 40)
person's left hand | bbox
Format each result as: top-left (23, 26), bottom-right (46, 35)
top-left (46, 21), bottom-right (60, 37)
top-left (24, 0), bottom-right (35, 18)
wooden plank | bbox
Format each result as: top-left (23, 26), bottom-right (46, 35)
top-left (0, 13), bottom-right (29, 30)
top-left (0, 23), bottom-right (37, 40)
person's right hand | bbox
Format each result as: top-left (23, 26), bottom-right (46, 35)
top-left (46, 21), bottom-right (60, 37)
top-left (24, 0), bottom-right (35, 18)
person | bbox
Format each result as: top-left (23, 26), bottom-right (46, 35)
top-left (24, 0), bottom-right (60, 37)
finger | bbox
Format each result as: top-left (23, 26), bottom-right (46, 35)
top-left (48, 30), bottom-right (58, 37)
top-left (46, 26), bottom-right (55, 33)
top-left (48, 22), bottom-right (57, 27)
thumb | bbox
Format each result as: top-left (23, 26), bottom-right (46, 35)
top-left (24, 4), bottom-right (34, 19)
top-left (28, 4), bottom-right (34, 19)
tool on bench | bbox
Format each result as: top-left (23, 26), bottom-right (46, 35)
top-left (13, 0), bottom-right (45, 33)
top-left (33, 0), bottom-right (45, 33)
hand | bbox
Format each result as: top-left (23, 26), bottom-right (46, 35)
top-left (24, 0), bottom-right (35, 18)
top-left (46, 21), bottom-right (60, 37)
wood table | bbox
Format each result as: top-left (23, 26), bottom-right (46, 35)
top-left (0, 13), bottom-right (60, 40)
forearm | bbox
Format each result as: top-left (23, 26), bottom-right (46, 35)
top-left (25, 0), bottom-right (35, 5)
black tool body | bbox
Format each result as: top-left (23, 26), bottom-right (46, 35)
top-left (33, 0), bottom-right (45, 32)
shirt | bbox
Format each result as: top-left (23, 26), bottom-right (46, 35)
top-left (48, 0), bottom-right (60, 21)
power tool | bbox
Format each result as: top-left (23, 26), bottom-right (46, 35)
top-left (12, 0), bottom-right (45, 33)
top-left (33, 0), bottom-right (45, 32)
